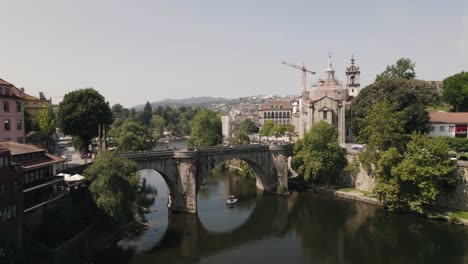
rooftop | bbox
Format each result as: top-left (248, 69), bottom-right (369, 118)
top-left (0, 78), bottom-right (14, 86)
top-left (430, 112), bottom-right (468, 124)
top-left (260, 100), bottom-right (292, 110)
top-left (0, 141), bottom-right (44, 155)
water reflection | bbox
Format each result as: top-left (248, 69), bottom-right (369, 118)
top-left (110, 169), bottom-right (468, 264)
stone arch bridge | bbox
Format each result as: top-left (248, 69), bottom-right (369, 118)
top-left (117, 144), bottom-right (293, 213)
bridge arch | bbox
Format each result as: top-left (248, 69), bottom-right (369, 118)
top-left (118, 144), bottom-right (292, 214)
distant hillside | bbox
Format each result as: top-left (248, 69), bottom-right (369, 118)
top-left (133, 97), bottom-right (231, 110)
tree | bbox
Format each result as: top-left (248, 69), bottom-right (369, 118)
top-left (260, 120), bottom-right (275, 137)
top-left (36, 104), bottom-right (56, 151)
top-left (188, 109), bottom-right (222, 147)
top-left (139, 101), bottom-right (153, 126)
top-left (37, 104), bottom-right (56, 136)
top-left (374, 133), bottom-right (458, 213)
top-left (291, 121), bottom-right (347, 183)
top-left (442, 71), bottom-right (468, 111)
top-left (375, 58), bottom-right (416, 81)
top-left (350, 78), bottom-right (437, 136)
top-left (84, 151), bottom-right (140, 224)
top-left (57, 88), bottom-right (112, 149)
top-left (357, 99), bottom-right (405, 166)
top-left (239, 118), bottom-right (258, 134)
top-left (231, 131), bottom-right (250, 145)
top-left (24, 109), bottom-right (37, 133)
top-left (150, 115), bottom-right (165, 139)
top-left (109, 121), bottom-right (154, 152)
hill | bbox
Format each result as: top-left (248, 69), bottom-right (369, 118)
top-left (133, 97), bottom-right (231, 110)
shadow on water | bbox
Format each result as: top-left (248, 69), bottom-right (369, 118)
top-left (57, 163), bottom-right (468, 264)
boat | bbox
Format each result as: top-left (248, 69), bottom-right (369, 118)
top-left (226, 195), bottom-right (238, 205)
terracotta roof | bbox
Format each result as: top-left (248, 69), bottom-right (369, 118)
top-left (430, 112), bottom-right (468, 124)
top-left (260, 101), bottom-right (293, 110)
top-left (0, 78), bottom-right (14, 86)
top-left (0, 141), bottom-right (44, 155)
top-left (20, 154), bottom-right (65, 169)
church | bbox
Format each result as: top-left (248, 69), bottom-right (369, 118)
top-left (295, 55), bottom-right (360, 143)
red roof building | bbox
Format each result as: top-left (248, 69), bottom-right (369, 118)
top-left (429, 112), bottom-right (468, 138)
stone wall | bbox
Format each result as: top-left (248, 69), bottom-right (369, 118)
top-left (336, 153), bottom-right (374, 192)
top-left (339, 152), bottom-right (468, 211)
top-left (436, 164), bottom-right (468, 211)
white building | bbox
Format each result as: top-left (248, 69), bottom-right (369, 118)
top-left (429, 112), bottom-right (468, 138)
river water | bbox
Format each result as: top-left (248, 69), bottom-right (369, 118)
top-left (90, 166), bottom-right (468, 264)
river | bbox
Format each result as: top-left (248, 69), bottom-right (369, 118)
top-left (87, 166), bottom-right (468, 264)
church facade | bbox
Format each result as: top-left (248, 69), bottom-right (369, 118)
top-left (296, 55), bottom-right (360, 143)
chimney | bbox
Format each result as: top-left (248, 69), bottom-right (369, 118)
top-left (20, 87), bottom-right (25, 97)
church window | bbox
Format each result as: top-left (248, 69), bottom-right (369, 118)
top-left (351, 76), bottom-right (355, 84)
top-left (280, 105), bottom-right (283, 109)
top-left (323, 111), bottom-right (327, 119)
top-left (287, 112), bottom-right (290, 118)
top-left (279, 112), bottom-right (282, 118)
top-left (352, 89), bottom-right (354, 93)
top-left (271, 105), bottom-right (274, 109)
top-left (264, 112), bottom-right (267, 118)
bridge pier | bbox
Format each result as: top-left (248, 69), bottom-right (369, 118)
top-left (170, 151), bottom-right (199, 213)
top-left (269, 144), bottom-right (290, 194)
top-left (119, 144), bottom-right (293, 214)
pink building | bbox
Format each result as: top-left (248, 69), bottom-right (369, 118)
top-left (0, 78), bottom-right (25, 143)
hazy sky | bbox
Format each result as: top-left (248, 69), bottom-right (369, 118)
top-left (1, 0), bottom-right (467, 107)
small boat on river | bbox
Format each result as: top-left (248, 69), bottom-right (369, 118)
top-left (226, 195), bottom-right (238, 205)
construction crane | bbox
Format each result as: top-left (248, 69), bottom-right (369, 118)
top-left (282, 61), bottom-right (316, 95)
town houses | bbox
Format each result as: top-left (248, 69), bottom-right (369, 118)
top-left (0, 77), bottom-right (65, 246)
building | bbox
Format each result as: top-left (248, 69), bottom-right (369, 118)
top-left (345, 55), bottom-right (361, 98)
top-left (0, 78), bottom-right (26, 143)
top-left (0, 142), bottom-right (66, 230)
top-left (258, 101), bottom-right (293, 127)
top-left (425, 81), bottom-right (444, 94)
top-left (428, 112), bottom-right (468, 138)
top-left (222, 111), bottom-right (257, 143)
top-left (0, 148), bottom-right (23, 244)
top-left (24, 92), bottom-right (52, 128)
top-left (297, 55), bottom-right (359, 143)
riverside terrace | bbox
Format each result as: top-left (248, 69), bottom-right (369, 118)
top-left (117, 144), bottom-right (293, 213)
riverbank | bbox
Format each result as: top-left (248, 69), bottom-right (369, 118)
top-left (306, 184), bottom-right (468, 227)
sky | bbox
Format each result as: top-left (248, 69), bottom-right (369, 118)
top-left (0, 0), bottom-right (467, 108)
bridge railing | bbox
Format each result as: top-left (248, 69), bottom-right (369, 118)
top-left (116, 149), bottom-right (175, 158)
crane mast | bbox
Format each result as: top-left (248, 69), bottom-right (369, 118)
top-left (281, 61), bottom-right (316, 96)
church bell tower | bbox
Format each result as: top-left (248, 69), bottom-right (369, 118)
top-left (345, 55), bottom-right (360, 97)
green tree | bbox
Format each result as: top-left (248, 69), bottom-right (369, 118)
top-left (24, 109), bottom-right (37, 133)
top-left (109, 121), bottom-right (154, 152)
top-left (231, 131), bottom-right (250, 145)
top-left (442, 71), bottom-right (468, 111)
top-left (374, 133), bottom-right (458, 213)
top-left (357, 100), bottom-right (405, 167)
top-left (37, 104), bottom-right (56, 136)
top-left (260, 120), bottom-right (275, 137)
top-left (350, 78), bottom-right (437, 136)
top-left (84, 151), bottom-right (140, 224)
top-left (150, 115), bottom-right (165, 138)
top-left (139, 101), bottom-right (153, 126)
top-left (188, 109), bottom-right (222, 147)
top-left (36, 104), bottom-right (56, 151)
top-left (57, 88), bottom-right (112, 149)
top-left (291, 121), bottom-right (347, 183)
top-left (239, 118), bottom-right (258, 134)
top-left (375, 58), bottom-right (416, 81)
